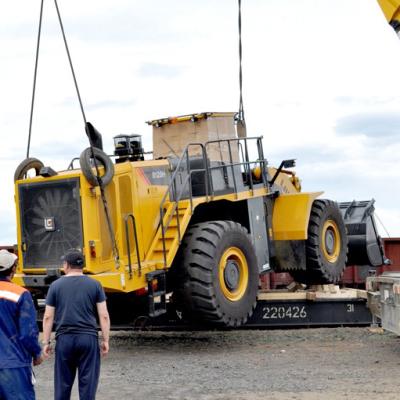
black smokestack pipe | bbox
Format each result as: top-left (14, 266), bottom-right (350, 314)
top-left (85, 122), bottom-right (103, 150)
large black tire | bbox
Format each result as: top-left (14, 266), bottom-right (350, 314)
top-left (79, 147), bottom-right (114, 187)
top-left (14, 158), bottom-right (44, 182)
top-left (293, 199), bottom-right (348, 284)
top-left (174, 220), bottom-right (259, 327)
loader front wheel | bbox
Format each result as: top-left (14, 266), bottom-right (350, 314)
top-left (176, 221), bottom-right (258, 327)
top-left (303, 199), bottom-right (348, 284)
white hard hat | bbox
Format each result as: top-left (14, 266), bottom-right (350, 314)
top-left (0, 249), bottom-right (18, 271)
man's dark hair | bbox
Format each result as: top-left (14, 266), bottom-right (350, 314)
top-left (62, 249), bottom-right (85, 269)
top-left (0, 265), bottom-right (15, 278)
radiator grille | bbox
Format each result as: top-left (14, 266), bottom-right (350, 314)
top-left (18, 178), bottom-right (83, 269)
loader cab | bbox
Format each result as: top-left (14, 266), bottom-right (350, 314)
top-left (148, 112), bottom-right (271, 198)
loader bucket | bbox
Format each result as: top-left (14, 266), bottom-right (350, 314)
top-left (339, 200), bottom-right (386, 267)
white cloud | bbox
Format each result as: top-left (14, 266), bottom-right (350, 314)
top-left (0, 0), bottom-right (400, 244)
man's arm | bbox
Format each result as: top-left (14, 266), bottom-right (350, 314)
top-left (42, 305), bottom-right (55, 357)
top-left (17, 292), bottom-right (43, 365)
top-left (96, 301), bottom-right (110, 356)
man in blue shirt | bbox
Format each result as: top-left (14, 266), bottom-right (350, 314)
top-left (0, 249), bottom-right (43, 400)
top-left (42, 249), bottom-right (110, 400)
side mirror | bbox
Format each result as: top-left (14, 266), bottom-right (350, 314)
top-left (282, 159), bottom-right (296, 169)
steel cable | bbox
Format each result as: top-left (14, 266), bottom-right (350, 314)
top-left (26, 0), bottom-right (120, 267)
top-left (27, 0), bottom-right (44, 158)
top-left (54, 0), bottom-right (121, 267)
top-left (238, 0), bottom-right (244, 122)
top-left (53, 0), bottom-right (87, 126)
top-left (237, 0), bottom-right (247, 138)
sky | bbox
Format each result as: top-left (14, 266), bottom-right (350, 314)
top-left (0, 0), bottom-right (400, 244)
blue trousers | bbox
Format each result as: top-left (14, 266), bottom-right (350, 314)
top-left (0, 367), bottom-right (35, 400)
top-left (55, 334), bottom-right (100, 400)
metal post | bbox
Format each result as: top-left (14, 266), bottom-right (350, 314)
top-left (227, 139), bottom-right (238, 195)
top-left (124, 217), bottom-right (133, 279)
top-left (243, 138), bottom-right (253, 192)
top-left (124, 214), bottom-right (141, 278)
top-left (257, 138), bottom-right (268, 188)
top-left (202, 145), bottom-right (209, 201)
top-left (160, 208), bottom-right (167, 268)
top-left (204, 144), bottom-right (214, 198)
top-left (175, 202), bottom-right (181, 243)
top-left (185, 149), bottom-right (193, 214)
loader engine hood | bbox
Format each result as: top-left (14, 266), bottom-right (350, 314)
top-left (17, 177), bottom-right (83, 269)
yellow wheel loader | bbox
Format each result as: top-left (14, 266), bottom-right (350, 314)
top-left (13, 113), bottom-right (385, 327)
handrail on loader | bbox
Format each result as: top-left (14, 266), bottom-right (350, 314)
top-left (158, 142), bottom-right (209, 267)
top-left (124, 214), bottom-right (142, 278)
top-left (158, 136), bottom-right (269, 268)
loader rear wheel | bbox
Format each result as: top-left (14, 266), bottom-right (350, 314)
top-left (298, 199), bottom-right (348, 284)
top-left (175, 221), bottom-right (258, 327)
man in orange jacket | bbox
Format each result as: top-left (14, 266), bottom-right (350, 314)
top-left (0, 249), bottom-right (43, 400)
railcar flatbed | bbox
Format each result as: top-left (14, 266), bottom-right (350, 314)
top-left (111, 286), bottom-right (373, 331)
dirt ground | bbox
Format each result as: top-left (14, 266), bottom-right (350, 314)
top-left (34, 327), bottom-right (400, 400)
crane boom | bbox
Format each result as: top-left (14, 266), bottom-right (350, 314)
top-left (377, 0), bottom-right (400, 33)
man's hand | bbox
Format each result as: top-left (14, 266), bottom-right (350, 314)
top-left (43, 344), bottom-right (53, 358)
top-left (42, 305), bottom-right (55, 359)
top-left (97, 301), bottom-right (110, 357)
top-left (100, 340), bottom-right (109, 357)
top-left (33, 355), bottom-right (43, 366)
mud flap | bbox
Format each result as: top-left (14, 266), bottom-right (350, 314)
top-left (339, 200), bottom-right (387, 266)
top-left (273, 240), bottom-right (306, 272)
top-left (147, 270), bottom-right (167, 317)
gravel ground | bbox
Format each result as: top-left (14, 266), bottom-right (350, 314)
top-left (34, 327), bottom-right (400, 400)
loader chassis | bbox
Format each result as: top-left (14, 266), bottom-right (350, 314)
top-left (13, 113), bottom-right (384, 327)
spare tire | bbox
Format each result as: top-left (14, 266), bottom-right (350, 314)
top-left (14, 158), bottom-right (44, 182)
top-left (79, 147), bottom-right (114, 187)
